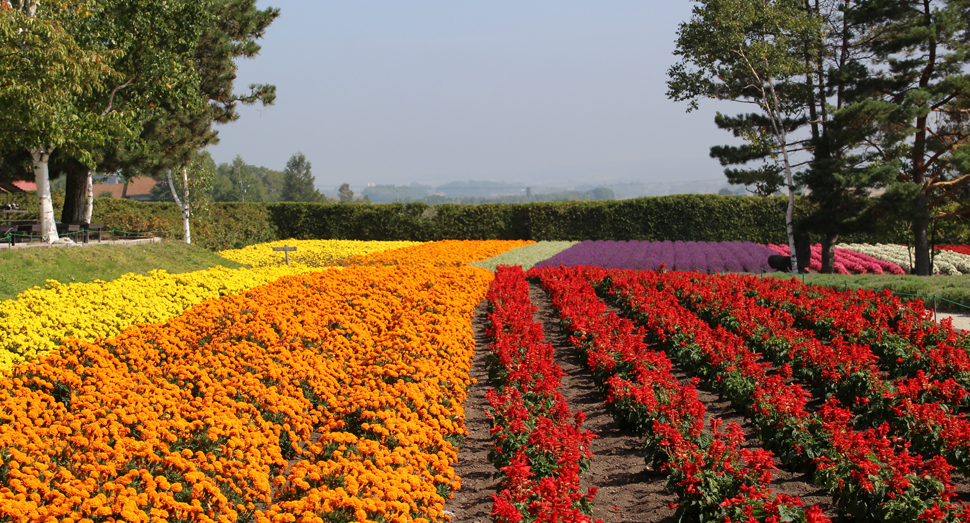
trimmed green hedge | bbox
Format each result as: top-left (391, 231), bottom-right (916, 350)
top-left (6, 193), bottom-right (927, 249)
top-left (88, 199), bottom-right (277, 250)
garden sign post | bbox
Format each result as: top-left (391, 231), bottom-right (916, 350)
top-left (273, 245), bottom-right (296, 266)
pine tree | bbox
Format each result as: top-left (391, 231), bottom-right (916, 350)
top-left (281, 152), bottom-right (322, 202)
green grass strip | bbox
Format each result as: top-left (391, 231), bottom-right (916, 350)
top-left (0, 241), bottom-right (245, 302)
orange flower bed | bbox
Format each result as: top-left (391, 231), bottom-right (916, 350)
top-left (341, 239), bottom-right (534, 267)
top-left (0, 265), bottom-right (492, 523)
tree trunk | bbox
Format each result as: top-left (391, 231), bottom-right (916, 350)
top-left (820, 233), bottom-right (839, 274)
top-left (60, 163), bottom-right (88, 223)
top-left (29, 145), bottom-right (60, 243)
top-left (913, 218), bottom-right (932, 276)
top-left (786, 198), bottom-right (797, 272)
top-left (168, 168), bottom-right (191, 244)
top-left (910, 4), bottom-right (935, 276)
top-left (84, 171), bottom-right (93, 223)
top-left (794, 229), bottom-right (811, 273)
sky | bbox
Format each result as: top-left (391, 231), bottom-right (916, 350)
top-left (207, 1), bottom-right (741, 192)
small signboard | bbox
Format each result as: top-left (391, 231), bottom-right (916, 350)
top-left (272, 246), bottom-right (297, 265)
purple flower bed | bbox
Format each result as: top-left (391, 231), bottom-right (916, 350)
top-left (533, 240), bottom-right (779, 273)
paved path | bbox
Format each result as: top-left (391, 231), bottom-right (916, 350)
top-left (936, 312), bottom-right (970, 332)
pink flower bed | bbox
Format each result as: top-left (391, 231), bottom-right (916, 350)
top-left (766, 244), bottom-right (905, 275)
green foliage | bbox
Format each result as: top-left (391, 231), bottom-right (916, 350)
top-left (264, 195), bottom-right (913, 244)
top-left (338, 183), bottom-right (354, 204)
top-left (267, 202), bottom-right (435, 241)
top-left (0, 241), bottom-right (245, 301)
top-left (150, 150), bottom-right (216, 218)
top-left (667, 0), bottom-right (824, 262)
top-left (434, 203), bottom-right (530, 240)
top-left (851, 0), bottom-right (970, 274)
top-left (89, 198), bottom-right (275, 250)
top-left (0, 6), bottom-right (129, 163)
top-left (280, 153), bottom-right (322, 202)
top-left (191, 203), bottom-right (277, 250)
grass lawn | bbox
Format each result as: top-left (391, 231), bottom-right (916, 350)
top-left (764, 272), bottom-right (970, 313)
top-left (0, 241), bottom-right (245, 301)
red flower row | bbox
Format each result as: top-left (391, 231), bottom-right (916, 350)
top-left (530, 266), bottom-right (826, 523)
top-left (657, 271), bottom-right (970, 478)
top-left (484, 265), bottom-right (600, 523)
top-left (724, 274), bottom-right (970, 386)
top-left (601, 268), bottom-right (968, 521)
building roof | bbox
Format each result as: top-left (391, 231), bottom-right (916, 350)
top-left (92, 177), bottom-right (158, 200)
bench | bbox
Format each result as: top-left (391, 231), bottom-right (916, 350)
top-left (80, 223), bottom-right (104, 244)
top-left (13, 223), bottom-right (83, 243)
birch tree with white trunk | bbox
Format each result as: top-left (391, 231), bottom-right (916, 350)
top-left (83, 171), bottom-right (93, 223)
top-left (161, 150), bottom-right (215, 244)
top-left (667, 0), bottom-right (822, 271)
top-left (167, 168), bottom-right (191, 244)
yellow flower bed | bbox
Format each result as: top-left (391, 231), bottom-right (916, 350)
top-left (218, 239), bottom-right (421, 268)
top-left (0, 265), bottom-right (318, 373)
top-left (0, 265), bottom-right (491, 522)
top-left (342, 239), bottom-right (535, 267)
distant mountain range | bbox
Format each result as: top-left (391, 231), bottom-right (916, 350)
top-left (347, 178), bottom-right (745, 203)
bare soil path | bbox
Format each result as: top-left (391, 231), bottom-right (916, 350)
top-left (444, 301), bottom-right (500, 523)
top-left (528, 284), bottom-right (677, 523)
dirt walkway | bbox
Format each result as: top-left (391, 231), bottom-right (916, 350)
top-left (444, 301), bottom-right (500, 523)
top-left (529, 284), bottom-right (676, 523)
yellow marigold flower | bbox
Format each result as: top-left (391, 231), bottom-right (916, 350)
top-left (0, 265), bottom-right (325, 373)
top-left (218, 239), bottom-right (421, 268)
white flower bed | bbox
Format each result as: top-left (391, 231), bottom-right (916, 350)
top-left (470, 241), bottom-right (579, 271)
top-left (933, 249), bottom-right (970, 274)
top-left (841, 243), bottom-right (968, 275)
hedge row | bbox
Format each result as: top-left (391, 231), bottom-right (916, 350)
top-left (2, 193), bottom-right (921, 250)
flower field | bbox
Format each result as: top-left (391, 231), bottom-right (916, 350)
top-left (0, 266), bottom-right (316, 373)
top-left (840, 243), bottom-right (970, 275)
top-left (218, 240), bottom-right (420, 269)
top-left (3, 238), bottom-right (970, 522)
top-left (469, 241), bottom-right (578, 271)
top-left (483, 266), bottom-right (598, 522)
top-left (525, 265), bottom-right (970, 521)
top-left (766, 243), bottom-right (906, 275)
top-left (534, 240), bottom-right (776, 273)
top-left (0, 240), bottom-right (531, 523)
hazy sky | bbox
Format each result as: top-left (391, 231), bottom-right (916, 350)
top-left (207, 1), bottom-right (740, 191)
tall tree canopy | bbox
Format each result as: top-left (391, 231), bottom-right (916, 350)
top-left (670, 0), bottom-right (970, 275)
top-left (281, 152), bottom-right (323, 202)
top-left (848, 0), bottom-right (970, 275)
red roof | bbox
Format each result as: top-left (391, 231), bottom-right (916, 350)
top-left (11, 180), bottom-right (35, 191)
top-left (92, 177), bottom-right (158, 199)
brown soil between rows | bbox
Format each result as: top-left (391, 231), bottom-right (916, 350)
top-left (443, 301), bottom-right (501, 523)
top-left (528, 284), bottom-right (676, 523)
